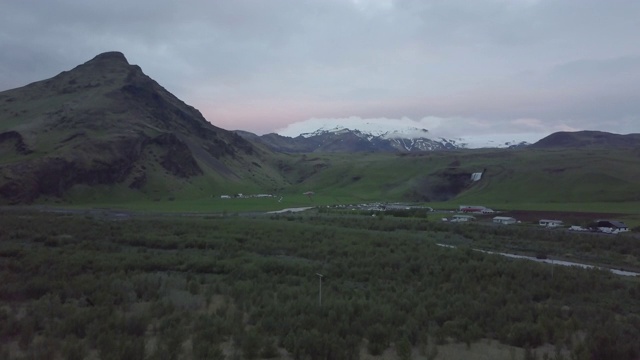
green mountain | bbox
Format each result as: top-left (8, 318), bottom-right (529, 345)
top-left (0, 52), bottom-right (287, 204)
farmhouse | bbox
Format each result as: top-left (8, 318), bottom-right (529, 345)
top-left (493, 216), bottom-right (517, 225)
top-left (539, 219), bottom-right (564, 227)
top-left (451, 214), bottom-right (476, 222)
top-left (596, 220), bottom-right (629, 234)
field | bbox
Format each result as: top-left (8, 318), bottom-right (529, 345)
top-left (1, 208), bottom-right (639, 359)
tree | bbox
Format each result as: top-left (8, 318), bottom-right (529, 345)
top-left (396, 337), bottom-right (412, 360)
top-left (367, 323), bottom-right (388, 355)
top-left (240, 330), bottom-right (262, 360)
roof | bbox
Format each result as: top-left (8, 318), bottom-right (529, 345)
top-left (540, 219), bottom-right (563, 223)
top-left (608, 221), bottom-right (627, 228)
top-left (493, 216), bottom-right (516, 221)
top-left (597, 219), bottom-right (628, 228)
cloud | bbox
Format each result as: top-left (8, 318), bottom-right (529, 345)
top-left (1, 0), bottom-right (640, 137)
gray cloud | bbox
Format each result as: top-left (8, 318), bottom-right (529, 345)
top-left (1, 0), bottom-right (640, 136)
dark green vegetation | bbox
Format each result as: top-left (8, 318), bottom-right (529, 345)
top-left (431, 219), bottom-right (640, 273)
top-left (1, 210), bottom-right (639, 359)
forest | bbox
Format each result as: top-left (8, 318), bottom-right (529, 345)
top-left (0, 209), bottom-right (639, 360)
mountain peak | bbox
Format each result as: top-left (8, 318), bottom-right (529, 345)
top-left (88, 51), bottom-right (130, 65)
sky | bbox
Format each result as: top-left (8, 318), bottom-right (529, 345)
top-left (2, 0), bottom-right (640, 141)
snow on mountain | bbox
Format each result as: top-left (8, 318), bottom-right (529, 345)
top-left (450, 133), bottom-right (541, 148)
top-left (272, 117), bottom-right (546, 150)
top-left (299, 125), bottom-right (430, 141)
top-left (286, 124), bottom-right (537, 149)
top-left (281, 117), bottom-right (425, 137)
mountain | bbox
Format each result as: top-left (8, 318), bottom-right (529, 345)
top-left (236, 126), bottom-right (465, 153)
top-left (3, 52), bottom-right (637, 207)
top-left (0, 52), bottom-right (286, 204)
top-left (531, 130), bottom-right (640, 149)
top-left (236, 125), bottom-right (537, 153)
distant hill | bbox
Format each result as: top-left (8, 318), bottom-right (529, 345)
top-left (0, 52), bottom-right (287, 204)
top-left (531, 130), bottom-right (640, 149)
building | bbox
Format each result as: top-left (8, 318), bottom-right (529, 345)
top-left (595, 220), bottom-right (629, 234)
top-left (451, 214), bottom-right (476, 222)
top-left (493, 216), bottom-right (517, 225)
top-left (568, 225), bottom-right (587, 231)
top-left (459, 205), bottom-right (487, 213)
top-left (539, 219), bottom-right (564, 227)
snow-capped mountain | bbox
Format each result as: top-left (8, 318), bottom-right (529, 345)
top-left (294, 126), bottom-right (456, 152)
top-left (235, 125), bottom-right (534, 153)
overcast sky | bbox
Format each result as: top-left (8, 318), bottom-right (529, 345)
top-left (2, 0), bottom-right (640, 139)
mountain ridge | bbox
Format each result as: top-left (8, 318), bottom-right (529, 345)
top-left (530, 130), bottom-right (640, 149)
top-left (235, 126), bottom-right (529, 153)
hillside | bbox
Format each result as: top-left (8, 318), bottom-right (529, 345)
top-left (0, 52), bottom-right (287, 204)
top-left (277, 147), bottom-right (640, 210)
top-left (531, 130), bottom-right (640, 149)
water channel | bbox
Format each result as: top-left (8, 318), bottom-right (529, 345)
top-left (437, 244), bottom-right (639, 277)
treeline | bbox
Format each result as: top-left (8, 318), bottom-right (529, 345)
top-left (0, 210), bottom-right (639, 359)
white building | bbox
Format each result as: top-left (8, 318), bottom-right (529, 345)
top-left (493, 216), bottom-right (517, 225)
top-left (451, 214), bottom-right (476, 222)
top-left (596, 220), bottom-right (629, 234)
top-left (539, 219), bottom-right (564, 227)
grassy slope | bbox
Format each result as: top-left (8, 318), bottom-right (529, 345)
top-left (45, 146), bottom-right (640, 215)
top-left (294, 148), bottom-right (637, 194)
top-left (279, 148), bottom-right (640, 215)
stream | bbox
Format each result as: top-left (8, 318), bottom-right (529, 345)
top-left (437, 244), bottom-right (639, 277)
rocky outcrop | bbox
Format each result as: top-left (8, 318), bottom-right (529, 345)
top-left (151, 133), bottom-right (202, 178)
top-left (0, 131), bottom-right (32, 155)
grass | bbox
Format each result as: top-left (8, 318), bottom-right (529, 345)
top-left (285, 148), bottom-right (640, 207)
top-left (41, 192), bottom-right (353, 213)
